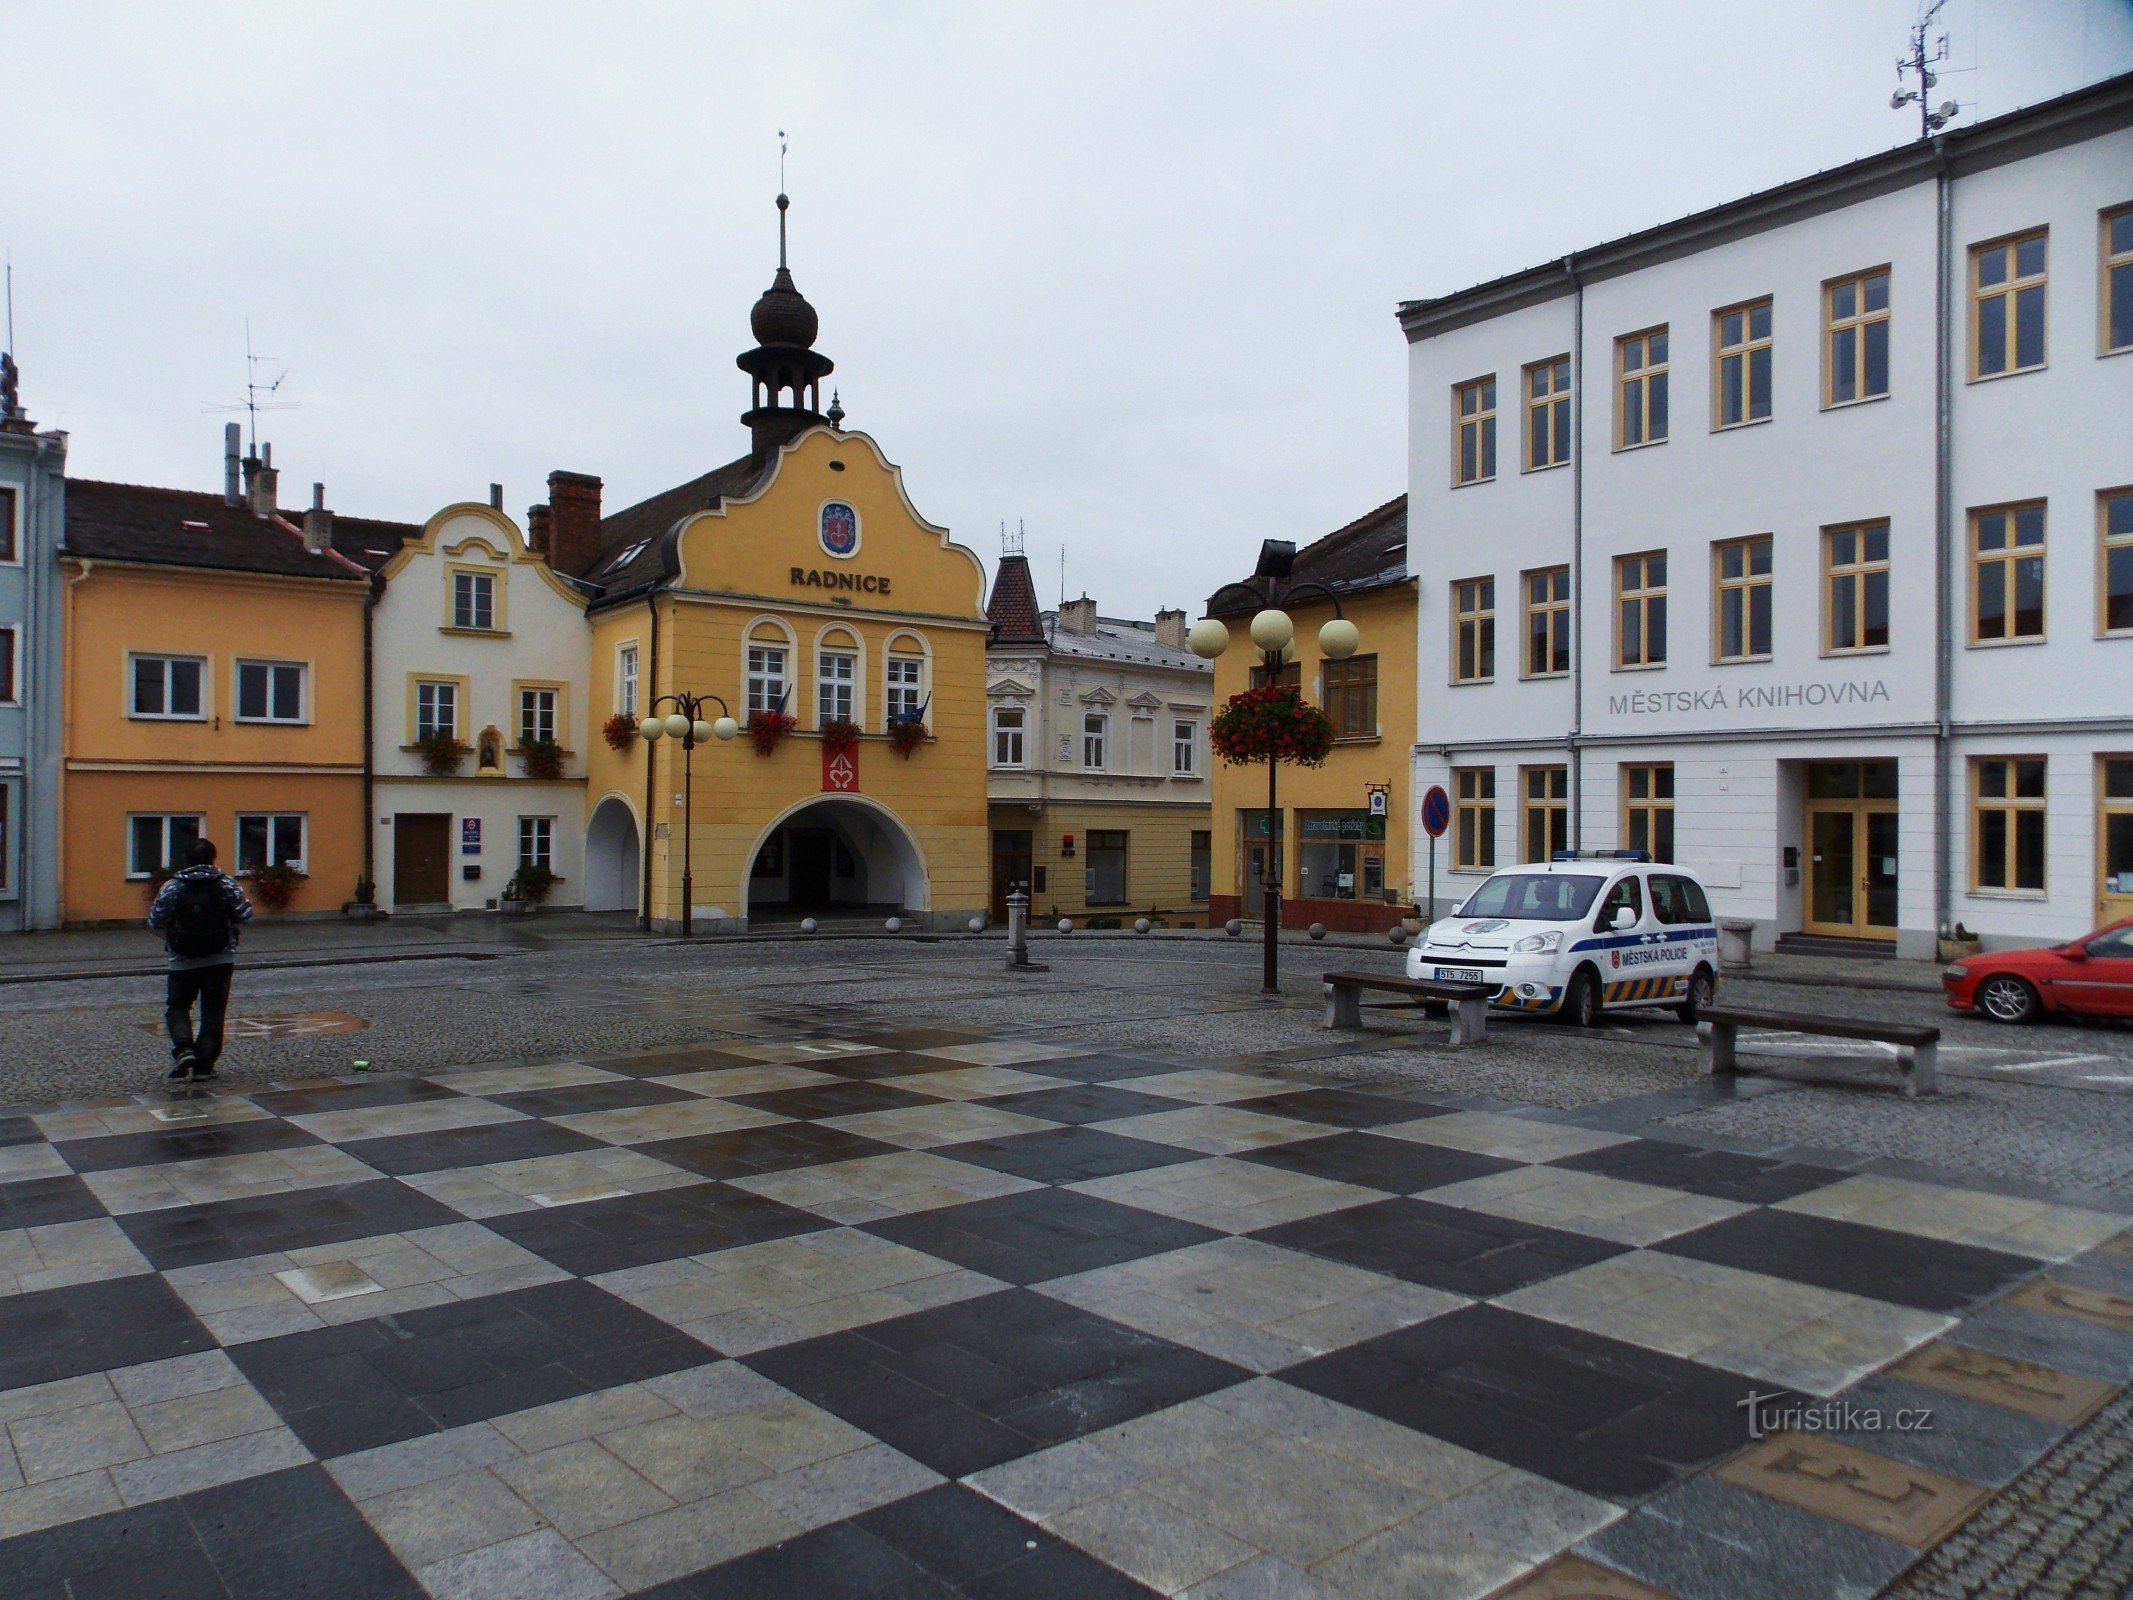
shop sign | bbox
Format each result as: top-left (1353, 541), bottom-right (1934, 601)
top-left (1606, 678), bottom-right (1891, 720)
top-left (1300, 815), bottom-right (1385, 841)
top-left (460, 818), bottom-right (482, 856)
top-left (823, 743), bottom-right (859, 793)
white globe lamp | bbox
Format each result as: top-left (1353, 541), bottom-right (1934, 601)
top-left (638, 717), bottom-right (664, 741)
top-left (690, 720), bottom-right (714, 744)
top-left (712, 717), bottom-right (739, 741)
top-left (1248, 609), bottom-right (1294, 652)
top-left (1187, 618), bottom-right (1231, 659)
top-left (1318, 618), bottom-right (1361, 660)
top-left (662, 713), bottom-right (689, 739)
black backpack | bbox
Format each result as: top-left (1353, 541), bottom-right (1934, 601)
top-left (166, 876), bottom-right (233, 959)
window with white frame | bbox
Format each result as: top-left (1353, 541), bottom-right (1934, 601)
top-left (992, 705), bottom-right (1025, 768)
top-left (885, 653), bottom-right (923, 722)
top-left (128, 813), bottom-right (202, 878)
top-left (818, 647), bottom-right (855, 724)
top-left (0, 485), bottom-right (16, 562)
top-left (235, 660), bottom-right (305, 723)
top-left (1082, 713), bottom-right (1107, 769)
top-left (518, 815), bottom-right (555, 871)
top-left (0, 626), bottom-right (16, 704)
top-left (746, 643), bottom-right (789, 715)
top-left (415, 680), bottom-right (458, 741)
top-left (131, 655), bottom-right (205, 719)
top-left (1172, 719), bottom-right (1197, 775)
top-left (617, 645), bottom-right (639, 717)
top-left (452, 570), bottom-right (496, 630)
top-left (237, 813), bottom-right (305, 873)
top-left (518, 686), bottom-right (558, 746)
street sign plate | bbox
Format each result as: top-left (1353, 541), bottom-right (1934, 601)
top-left (1421, 785), bottom-right (1451, 837)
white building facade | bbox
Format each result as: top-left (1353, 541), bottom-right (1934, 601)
top-left (371, 501), bottom-right (592, 913)
top-left (1402, 74), bottom-right (2133, 955)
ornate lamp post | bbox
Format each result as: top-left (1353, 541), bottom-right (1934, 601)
top-left (638, 692), bottom-right (739, 937)
top-left (1193, 540), bottom-right (1361, 995)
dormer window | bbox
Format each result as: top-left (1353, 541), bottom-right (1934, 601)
top-left (604, 540), bottom-right (650, 575)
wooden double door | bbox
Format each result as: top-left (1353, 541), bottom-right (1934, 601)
top-left (1803, 762), bottom-right (1898, 940)
top-left (393, 813), bottom-right (453, 907)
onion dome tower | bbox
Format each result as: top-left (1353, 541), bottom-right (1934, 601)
top-left (737, 193), bottom-right (835, 457)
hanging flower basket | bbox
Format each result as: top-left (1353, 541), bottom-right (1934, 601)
top-left (748, 710), bottom-right (797, 756)
top-left (820, 718), bottom-right (861, 757)
top-left (521, 738), bottom-right (565, 780)
top-left (888, 719), bottom-right (928, 758)
top-left (1210, 686), bottom-right (1335, 768)
top-left (250, 863), bottom-right (305, 912)
top-left (418, 732), bottom-right (471, 776)
top-left (601, 713), bottom-right (638, 753)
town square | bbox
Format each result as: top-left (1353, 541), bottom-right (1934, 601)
top-left (2, 4), bottom-right (2132, 1597)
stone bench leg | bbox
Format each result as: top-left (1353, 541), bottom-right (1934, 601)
top-left (1701, 1020), bottom-right (1738, 1077)
top-left (1447, 997), bottom-right (1488, 1046)
top-left (1323, 983), bottom-right (1362, 1030)
top-left (1902, 1040), bottom-right (1938, 1097)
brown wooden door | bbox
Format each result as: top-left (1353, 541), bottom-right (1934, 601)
top-left (393, 813), bottom-right (452, 905)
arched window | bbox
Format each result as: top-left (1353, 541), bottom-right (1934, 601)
top-left (813, 625), bottom-right (863, 728)
top-left (742, 618), bottom-right (796, 717)
top-left (883, 630), bottom-right (930, 726)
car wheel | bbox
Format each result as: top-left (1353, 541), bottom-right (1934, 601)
top-left (1675, 965), bottom-right (1715, 1024)
top-left (1976, 974), bottom-right (2040, 1025)
top-left (1559, 968), bottom-right (1601, 1028)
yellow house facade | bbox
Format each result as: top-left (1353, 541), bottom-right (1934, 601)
top-left (1204, 497), bottom-right (1417, 934)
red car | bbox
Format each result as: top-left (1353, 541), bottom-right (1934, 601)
top-left (1942, 919), bottom-right (2133, 1023)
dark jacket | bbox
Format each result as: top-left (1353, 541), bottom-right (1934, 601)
top-left (147, 866), bottom-right (255, 963)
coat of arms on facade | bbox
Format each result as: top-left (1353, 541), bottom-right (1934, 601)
top-left (819, 500), bottom-right (860, 558)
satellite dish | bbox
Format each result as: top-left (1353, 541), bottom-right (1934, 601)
top-left (1937, 101), bottom-right (1958, 119)
top-left (1890, 90), bottom-right (1908, 109)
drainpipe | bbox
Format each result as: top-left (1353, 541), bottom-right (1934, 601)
top-left (363, 571), bottom-right (379, 898)
top-left (1567, 254), bottom-right (1585, 849)
top-left (1932, 141), bottom-right (1954, 941)
top-left (19, 434), bottom-right (59, 928)
top-left (639, 598), bottom-right (659, 931)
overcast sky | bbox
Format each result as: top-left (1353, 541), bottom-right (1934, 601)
top-left (6, 1), bottom-right (2130, 618)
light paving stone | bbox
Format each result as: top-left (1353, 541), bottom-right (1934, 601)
top-left (0, 1468), bottom-right (123, 1539)
top-left (875, 1065), bottom-right (1076, 1101)
top-left (285, 1096), bottom-right (528, 1145)
top-left (1049, 1485), bottom-right (1261, 1593)
top-left (712, 1039), bottom-right (886, 1065)
top-left (1182, 1553), bottom-right (1353, 1600)
top-left (1093, 1104), bottom-right (1337, 1157)
top-left (574, 1486), bottom-right (801, 1593)
top-left (551, 1098), bottom-right (786, 1146)
top-left (1114, 1070), bottom-right (1309, 1106)
top-left (1069, 1158), bottom-right (1386, 1236)
top-left (820, 1101), bottom-right (1060, 1151)
top-left (8, 1399), bottom-right (151, 1483)
top-left (0, 1143), bottom-right (72, 1182)
top-left (1377, 1110), bottom-right (1634, 1164)
top-left (641, 1361), bottom-right (803, 1422)
top-left (328, 1424), bottom-right (525, 1502)
top-left (0, 1373), bottom-right (117, 1426)
top-left (107, 1350), bottom-right (245, 1409)
top-left (81, 1145), bottom-right (380, 1215)
top-left (743, 1439), bottom-right (940, 1526)
top-left (417, 1525), bottom-right (624, 1600)
top-left (1313, 1469), bottom-right (1622, 1600)
top-left (492, 1440), bottom-right (676, 1539)
top-left (400, 1149), bottom-right (703, 1218)
top-left (722, 1149), bottom-right (1040, 1225)
top-left (0, 1217), bottom-right (153, 1295)
top-left (127, 1382), bottom-right (284, 1455)
top-left (435, 1062), bottom-right (627, 1096)
top-left (1420, 1165), bottom-right (1754, 1247)
top-left (650, 1064), bottom-right (840, 1097)
top-left (108, 1428), bottom-right (311, 1504)
top-left (34, 1098), bottom-right (271, 1141)
top-left (358, 1466), bottom-right (549, 1570)
top-left (1498, 1249), bottom-right (1953, 1396)
top-left (487, 1386), bottom-right (679, 1457)
top-left (1037, 1236), bottom-right (1464, 1372)
top-left (597, 1413), bottom-right (777, 1502)
top-left (593, 1227), bottom-right (1004, 1353)
top-left (1776, 1173), bottom-right (2128, 1261)
top-left (913, 1040), bottom-right (1092, 1066)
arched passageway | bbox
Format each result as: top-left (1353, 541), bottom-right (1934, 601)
top-left (583, 796), bottom-right (641, 912)
top-left (744, 797), bottom-right (927, 925)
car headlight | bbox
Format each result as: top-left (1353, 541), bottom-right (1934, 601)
top-left (1944, 965), bottom-right (1968, 980)
top-left (1511, 931), bottom-right (1562, 954)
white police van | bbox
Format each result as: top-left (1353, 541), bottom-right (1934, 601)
top-left (1405, 851), bottom-right (1720, 1026)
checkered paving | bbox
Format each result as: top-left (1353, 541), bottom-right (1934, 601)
top-left (1, 1025), bottom-right (2131, 1600)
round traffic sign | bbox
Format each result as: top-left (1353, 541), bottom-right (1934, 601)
top-left (1421, 784), bottom-right (1451, 838)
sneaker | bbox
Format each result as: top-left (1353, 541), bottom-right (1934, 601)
top-left (188, 1063), bottom-right (219, 1081)
top-left (168, 1052), bottom-right (197, 1081)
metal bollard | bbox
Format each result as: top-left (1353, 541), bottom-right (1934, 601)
top-left (1004, 888), bottom-right (1048, 971)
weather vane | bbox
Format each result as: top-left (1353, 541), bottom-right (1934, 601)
top-left (778, 130), bottom-right (787, 192)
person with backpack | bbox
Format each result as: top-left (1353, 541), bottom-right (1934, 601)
top-left (146, 838), bottom-right (254, 1081)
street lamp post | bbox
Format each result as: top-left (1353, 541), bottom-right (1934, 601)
top-left (1192, 540), bottom-right (1361, 996)
top-left (638, 692), bottom-right (739, 937)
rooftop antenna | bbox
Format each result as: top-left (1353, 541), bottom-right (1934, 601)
top-left (1058, 541), bottom-right (1066, 610)
top-left (202, 319), bottom-right (298, 455)
top-left (1891, 0), bottom-right (1962, 138)
top-left (4, 253), bottom-right (13, 356)
top-left (1000, 520), bottom-right (1024, 557)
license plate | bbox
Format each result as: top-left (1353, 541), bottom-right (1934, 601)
top-left (1436, 967), bottom-right (1485, 983)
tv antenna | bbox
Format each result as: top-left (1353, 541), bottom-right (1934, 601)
top-left (1891, 0), bottom-right (1962, 138)
top-left (202, 320), bottom-right (298, 454)
top-left (1001, 519), bottom-right (1025, 557)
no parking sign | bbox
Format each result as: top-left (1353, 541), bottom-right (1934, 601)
top-left (1421, 784), bottom-right (1450, 917)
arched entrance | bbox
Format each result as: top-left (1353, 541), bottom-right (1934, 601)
top-left (744, 796), bottom-right (927, 926)
top-left (583, 795), bottom-right (641, 912)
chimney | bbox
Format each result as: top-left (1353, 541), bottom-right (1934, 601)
top-left (223, 422), bottom-right (242, 506)
top-left (546, 471), bottom-right (602, 576)
top-left (247, 442), bottom-right (278, 518)
top-left (1057, 595), bottom-right (1098, 635)
top-left (489, 483), bottom-right (504, 510)
top-left (1153, 608), bottom-right (1187, 650)
top-left (303, 482), bottom-right (333, 554)
top-left (526, 503), bottom-right (553, 558)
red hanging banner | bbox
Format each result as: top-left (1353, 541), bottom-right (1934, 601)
top-left (823, 743), bottom-right (859, 792)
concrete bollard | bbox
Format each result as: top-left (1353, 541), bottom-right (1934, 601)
top-left (800, 917), bottom-right (818, 934)
top-left (1308, 923), bottom-right (1326, 940)
top-left (1058, 919), bottom-right (1073, 934)
top-left (967, 916), bottom-right (985, 933)
top-left (885, 917), bottom-right (903, 932)
top-left (1134, 918), bottom-right (1151, 934)
top-left (1224, 919), bottom-right (1243, 937)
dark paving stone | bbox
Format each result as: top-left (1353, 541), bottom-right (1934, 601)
top-left (1658, 1207), bottom-right (2038, 1314)
top-left (0, 1173), bottom-right (108, 1229)
top-left (941, 1127), bottom-right (1202, 1185)
top-left (488, 1181), bottom-right (829, 1276)
top-left (336, 1118), bottom-right (604, 1177)
top-left (638, 1122), bottom-right (904, 1181)
top-left (0, 1114), bottom-right (45, 1146)
top-left (1283, 1303), bottom-right (1756, 1500)
top-left (983, 1084), bottom-right (1192, 1126)
top-left (71, 1541), bottom-right (227, 1600)
top-left (0, 1274), bottom-right (215, 1390)
top-left (1255, 1196), bottom-right (1627, 1298)
top-left (572, 1047), bottom-right (761, 1078)
top-left (1833, 1371), bottom-right (2066, 1487)
top-left (858, 1484), bottom-right (1162, 1597)
top-left (748, 1290), bottom-right (1244, 1477)
top-left (486, 1078), bottom-right (703, 1119)
top-left (1248, 1088), bottom-right (1451, 1129)
top-left (117, 1177), bottom-right (463, 1271)
top-left (1550, 1137), bottom-right (1848, 1205)
top-left (1018, 1053), bottom-right (1186, 1085)
top-left (182, 1464), bottom-right (369, 1563)
top-left (864, 1188), bottom-right (1221, 1285)
top-left (54, 1119), bottom-right (325, 1174)
top-left (723, 1081), bottom-right (946, 1120)
top-left (1585, 1473), bottom-right (1913, 1600)
top-left (804, 1051), bottom-right (970, 1082)
top-left (847, 1026), bottom-right (991, 1050)
top-left (1237, 1132), bottom-right (1519, 1195)
top-left (0, 1494), bottom-right (198, 1595)
top-left (211, 1506), bottom-right (425, 1598)
top-left (228, 1279), bottom-right (709, 1457)
top-left (666, 1516), bottom-right (932, 1597)
top-left (249, 1078), bottom-right (463, 1116)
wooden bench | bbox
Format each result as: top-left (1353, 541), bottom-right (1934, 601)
top-left (1697, 1004), bottom-right (1941, 1097)
top-left (1323, 972), bottom-right (1494, 1045)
